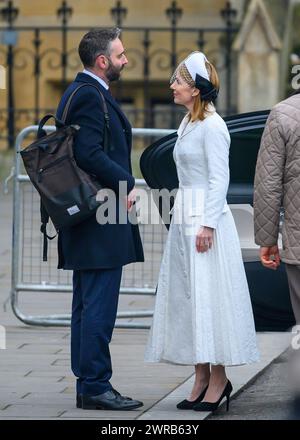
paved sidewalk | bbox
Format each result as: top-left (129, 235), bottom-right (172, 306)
top-left (0, 324), bottom-right (292, 420)
top-left (0, 192), bottom-right (294, 420)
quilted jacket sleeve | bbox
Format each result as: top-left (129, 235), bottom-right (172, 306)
top-left (253, 108), bottom-right (286, 246)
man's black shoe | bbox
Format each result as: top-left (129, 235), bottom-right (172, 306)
top-left (77, 389), bottom-right (128, 409)
top-left (81, 389), bottom-right (143, 410)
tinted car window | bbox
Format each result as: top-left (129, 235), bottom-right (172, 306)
top-left (229, 127), bottom-right (265, 184)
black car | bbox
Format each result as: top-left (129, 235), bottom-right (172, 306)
top-left (140, 110), bottom-right (295, 332)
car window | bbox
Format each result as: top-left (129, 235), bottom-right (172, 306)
top-left (229, 127), bottom-right (264, 184)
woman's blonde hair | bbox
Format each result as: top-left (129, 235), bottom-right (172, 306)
top-left (175, 61), bottom-right (219, 122)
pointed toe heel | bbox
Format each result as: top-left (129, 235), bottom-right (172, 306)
top-left (193, 380), bottom-right (233, 412)
top-left (177, 385), bottom-right (208, 410)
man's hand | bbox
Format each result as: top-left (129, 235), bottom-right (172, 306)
top-left (196, 226), bottom-right (214, 253)
top-left (260, 245), bottom-right (281, 270)
top-left (125, 188), bottom-right (137, 212)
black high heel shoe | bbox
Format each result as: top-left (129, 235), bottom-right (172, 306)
top-left (193, 380), bottom-right (233, 412)
top-left (177, 385), bottom-right (209, 410)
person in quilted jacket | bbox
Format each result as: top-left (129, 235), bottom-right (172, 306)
top-left (254, 89), bottom-right (300, 325)
top-left (254, 90), bottom-right (300, 418)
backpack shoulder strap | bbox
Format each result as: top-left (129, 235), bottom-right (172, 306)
top-left (61, 83), bottom-right (112, 153)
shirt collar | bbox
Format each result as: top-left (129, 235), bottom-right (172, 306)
top-left (82, 69), bottom-right (109, 90)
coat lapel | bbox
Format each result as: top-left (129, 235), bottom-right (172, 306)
top-left (101, 89), bottom-right (132, 146)
top-left (74, 73), bottom-right (132, 148)
top-left (177, 115), bottom-right (199, 139)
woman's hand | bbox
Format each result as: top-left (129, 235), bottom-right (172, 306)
top-left (196, 226), bottom-right (214, 253)
top-left (125, 188), bottom-right (137, 212)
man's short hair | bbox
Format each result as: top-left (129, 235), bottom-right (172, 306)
top-left (78, 27), bottom-right (121, 68)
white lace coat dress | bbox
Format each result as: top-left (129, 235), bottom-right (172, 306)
top-left (145, 110), bottom-right (259, 366)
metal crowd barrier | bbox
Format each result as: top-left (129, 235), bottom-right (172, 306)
top-left (11, 126), bottom-right (174, 328)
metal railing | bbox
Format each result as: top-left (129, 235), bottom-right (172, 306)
top-left (0, 0), bottom-right (239, 146)
top-left (11, 126), bottom-right (174, 327)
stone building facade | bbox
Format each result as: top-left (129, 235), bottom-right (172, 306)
top-left (0, 0), bottom-right (295, 147)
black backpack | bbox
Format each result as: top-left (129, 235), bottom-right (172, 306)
top-left (20, 83), bottom-right (111, 261)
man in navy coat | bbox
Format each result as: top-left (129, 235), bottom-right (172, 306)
top-left (56, 28), bottom-right (144, 410)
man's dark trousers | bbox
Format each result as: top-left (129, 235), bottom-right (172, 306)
top-left (71, 267), bottom-right (122, 396)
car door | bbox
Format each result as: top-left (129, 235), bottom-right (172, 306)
top-left (140, 110), bottom-right (295, 331)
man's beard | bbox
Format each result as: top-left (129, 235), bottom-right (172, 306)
top-left (106, 59), bottom-right (123, 82)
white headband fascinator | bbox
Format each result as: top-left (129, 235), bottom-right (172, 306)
top-left (171, 51), bottom-right (219, 101)
top-left (183, 51), bottom-right (210, 81)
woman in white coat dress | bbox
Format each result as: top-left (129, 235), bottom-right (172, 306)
top-left (144, 52), bottom-right (259, 412)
